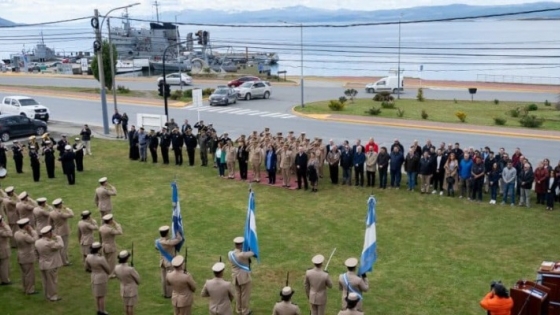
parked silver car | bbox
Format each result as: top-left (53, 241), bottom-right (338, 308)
top-left (209, 86), bottom-right (238, 106)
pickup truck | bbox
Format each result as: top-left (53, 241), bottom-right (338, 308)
top-left (0, 96), bottom-right (50, 122)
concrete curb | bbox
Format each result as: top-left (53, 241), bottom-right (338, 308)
top-left (290, 107), bottom-right (560, 141)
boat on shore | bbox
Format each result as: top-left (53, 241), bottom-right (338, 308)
top-left (116, 60), bottom-right (142, 74)
top-left (149, 57), bottom-right (192, 72)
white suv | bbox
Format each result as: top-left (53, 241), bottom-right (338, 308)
top-left (0, 96), bottom-right (50, 122)
top-left (234, 81), bottom-right (271, 100)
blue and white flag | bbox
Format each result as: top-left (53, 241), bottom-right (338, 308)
top-left (171, 181), bottom-right (185, 252)
top-left (242, 190), bottom-right (260, 262)
top-left (358, 196), bottom-right (377, 275)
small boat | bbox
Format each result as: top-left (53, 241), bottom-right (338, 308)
top-left (116, 60), bottom-right (142, 74)
top-left (149, 58), bottom-right (192, 72)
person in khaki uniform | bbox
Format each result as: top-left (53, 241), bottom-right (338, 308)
top-left (16, 191), bottom-right (37, 228)
top-left (155, 225), bottom-right (183, 298)
top-left (95, 177), bottom-right (117, 217)
top-left (0, 214), bottom-right (13, 285)
top-left (338, 258), bottom-right (368, 312)
top-left (305, 254), bottom-right (333, 315)
top-left (114, 250), bottom-right (140, 315)
top-left (85, 242), bottom-right (111, 315)
top-left (202, 262), bottom-right (235, 315)
top-left (78, 210), bottom-right (98, 262)
top-left (166, 255), bottom-right (197, 315)
top-left (49, 198), bottom-right (74, 266)
top-left (99, 214), bottom-right (123, 277)
top-left (33, 197), bottom-right (52, 233)
top-left (2, 186), bottom-right (18, 247)
top-left (14, 218), bottom-right (39, 294)
top-left (228, 236), bottom-right (255, 315)
top-left (35, 225), bottom-right (64, 301)
top-left (225, 140), bottom-right (237, 179)
top-left (272, 286), bottom-right (301, 315)
top-left (249, 142), bottom-right (263, 182)
top-left (280, 144), bottom-right (293, 188)
top-left (337, 293), bottom-right (363, 315)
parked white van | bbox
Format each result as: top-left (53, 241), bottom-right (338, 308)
top-left (0, 96), bottom-right (50, 122)
top-left (365, 76), bottom-right (404, 94)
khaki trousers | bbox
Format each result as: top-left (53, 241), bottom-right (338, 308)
top-left (19, 263), bottom-right (35, 293)
top-left (115, 124), bottom-right (122, 137)
top-left (104, 250), bottom-right (117, 274)
top-left (311, 303), bottom-right (326, 315)
top-left (41, 268), bottom-right (58, 300)
top-left (161, 266), bottom-right (173, 297)
top-left (9, 223), bottom-right (17, 247)
top-left (227, 160), bottom-right (236, 178)
top-left (83, 140), bottom-right (92, 155)
top-left (81, 244), bottom-right (91, 261)
top-left (282, 168), bottom-right (291, 186)
top-left (174, 305), bottom-right (191, 315)
top-left (251, 163), bottom-right (260, 181)
top-left (235, 281), bottom-right (252, 315)
top-left (420, 175), bottom-right (432, 193)
top-left (0, 257), bottom-right (10, 283)
top-left (60, 234), bottom-right (69, 264)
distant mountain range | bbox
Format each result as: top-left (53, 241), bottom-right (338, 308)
top-left (160, 2), bottom-right (560, 24)
top-left (0, 16), bottom-right (15, 26)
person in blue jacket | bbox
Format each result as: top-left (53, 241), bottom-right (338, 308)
top-left (353, 146), bottom-right (366, 187)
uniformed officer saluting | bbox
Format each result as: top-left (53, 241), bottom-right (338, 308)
top-left (35, 225), bottom-right (64, 301)
top-left (114, 250), bottom-right (140, 315)
top-left (166, 255), bottom-right (197, 315)
top-left (201, 262), bottom-right (235, 315)
top-left (85, 242), bottom-right (111, 315)
top-left (14, 218), bottom-right (39, 294)
top-left (228, 236), bottom-right (256, 315)
top-left (337, 293), bottom-right (363, 315)
top-left (304, 254), bottom-right (333, 315)
top-left (272, 286), bottom-right (301, 315)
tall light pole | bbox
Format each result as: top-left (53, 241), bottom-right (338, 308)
top-left (107, 17), bottom-right (118, 111)
top-left (397, 13), bottom-right (402, 100)
top-left (175, 13), bottom-right (183, 91)
top-left (93, 3), bottom-right (140, 135)
top-left (280, 21), bottom-right (304, 108)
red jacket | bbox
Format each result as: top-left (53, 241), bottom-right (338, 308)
top-left (480, 292), bottom-right (513, 315)
top-left (365, 142), bottom-right (378, 153)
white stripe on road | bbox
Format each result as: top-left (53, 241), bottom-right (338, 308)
top-left (277, 114), bottom-right (296, 118)
top-left (225, 109), bottom-right (248, 114)
top-left (216, 108), bottom-right (240, 113)
top-left (260, 113), bottom-right (284, 117)
top-left (205, 108), bottom-right (225, 112)
top-left (232, 109), bottom-right (255, 115)
top-left (249, 111), bottom-right (267, 116)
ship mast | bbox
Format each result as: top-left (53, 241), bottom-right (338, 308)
top-left (153, 0), bottom-right (160, 22)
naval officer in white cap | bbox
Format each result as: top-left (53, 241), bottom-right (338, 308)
top-left (114, 250), bottom-right (140, 315)
top-left (339, 257), bottom-right (368, 311)
top-left (202, 262), bottom-right (235, 315)
top-left (35, 225), bottom-right (64, 301)
top-left (305, 254), bottom-right (333, 315)
top-left (85, 242), bottom-right (111, 315)
top-left (337, 293), bottom-right (363, 315)
top-left (59, 144), bottom-right (76, 185)
top-left (272, 286), bottom-right (301, 315)
top-left (166, 255), bottom-right (197, 315)
top-left (95, 177), bottom-right (117, 217)
top-left (156, 225), bottom-right (183, 298)
top-left (14, 218), bottom-right (39, 294)
top-left (98, 214), bottom-right (123, 276)
top-left (228, 236), bottom-right (256, 315)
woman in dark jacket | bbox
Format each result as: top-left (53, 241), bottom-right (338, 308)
top-left (377, 147), bottom-right (390, 189)
top-left (121, 113), bottom-right (129, 140)
top-left (307, 152), bottom-right (319, 192)
top-left (265, 144), bottom-right (277, 185)
top-left (534, 161), bottom-right (549, 205)
top-left (128, 127), bottom-right (139, 160)
top-left (237, 140), bottom-right (249, 180)
top-left (546, 170), bottom-right (558, 210)
top-left (471, 156), bottom-right (485, 201)
top-left (488, 163), bottom-right (501, 204)
top-left (404, 149), bottom-right (420, 191)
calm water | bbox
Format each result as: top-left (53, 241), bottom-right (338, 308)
top-left (1, 20), bottom-right (559, 82)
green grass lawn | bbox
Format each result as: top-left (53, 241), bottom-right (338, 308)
top-left (1, 138), bottom-right (558, 315)
top-left (295, 98), bottom-right (560, 130)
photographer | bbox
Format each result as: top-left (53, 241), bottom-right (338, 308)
top-left (480, 281), bottom-right (513, 315)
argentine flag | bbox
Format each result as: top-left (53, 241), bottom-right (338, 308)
top-left (171, 181), bottom-right (185, 252)
top-left (358, 196), bottom-right (377, 275)
top-left (243, 190), bottom-right (260, 262)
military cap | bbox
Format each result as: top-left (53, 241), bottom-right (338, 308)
top-left (75, 137), bottom-right (80, 141)
top-left (264, 127), bottom-right (270, 131)
top-left (5, 186), bottom-right (14, 193)
top-left (233, 236), bottom-right (244, 244)
top-left (99, 177), bottom-right (108, 183)
top-left (172, 255), bottom-right (185, 267)
top-left (345, 257), bottom-right (358, 268)
top-left (36, 197), bottom-right (47, 203)
top-left (52, 198), bottom-right (62, 206)
top-left (281, 286), bottom-right (294, 296)
top-left (102, 214), bottom-right (113, 221)
top-left (118, 250), bottom-right (130, 259)
top-left (17, 218), bottom-right (30, 225)
top-left (150, 129), bottom-right (155, 132)
top-left (277, 132), bottom-right (282, 136)
top-left (212, 262), bottom-right (225, 272)
top-left (312, 255), bottom-right (325, 264)
top-left (18, 191), bottom-right (28, 199)
top-left (91, 242), bottom-right (102, 249)
top-left (40, 225), bottom-right (53, 234)
top-left (159, 226), bottom-right (170, 232)
top-left (64, 145), bottom-right (71, 151)
top-left (289, 131), bottom-right (294, 134)
top-left (81, 210), bottom-right (91, 217)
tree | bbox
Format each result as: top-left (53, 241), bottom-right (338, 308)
top-left (91, 40), bottom-right (118, 91)
top-left (344, 88), bottom-right (358, 103)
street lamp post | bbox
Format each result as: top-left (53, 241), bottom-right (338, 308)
top-left (175, 14), bottom-right (182, 91)
top-left (280, 21), bottom-right (304, 108)
top-left (397, 13), bottom-right (402, 100)
top-left (107, 17), bottom-right (118, 111)
top-left (93, 3), bottom-right (139, 135)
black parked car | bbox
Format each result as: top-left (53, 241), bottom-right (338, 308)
top-left (0, 114), bottom-right (48, 142)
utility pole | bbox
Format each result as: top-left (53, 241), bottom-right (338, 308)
top-left (175, 14), bottom-right (182, 91)
top-left (94, 9), bottom-right (110, 135)
top-left (300, 23), bottom-right (304, 108)
top-left (397, 13), bottom-right (402, 100)
top-left (108, 17), bottom-right (118, 111)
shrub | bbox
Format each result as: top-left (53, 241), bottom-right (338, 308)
top-left (519, 115), bottom-right (544, 128)
top-left (417, 88), bottom-right (425, 102)
top-left (494, 99), bottom-right (499, 105)
top-left (373, 91), bottom-right (394, 102)
top-left (455, 111), bottom-right (467, 122)
top-left (202, 88), bottom-right (215, 96)
top-left (328, 100), bottom-right (345, 111)
top-left (421, 109), bottom-right (428, 120)
top-left (183, 89), bottom-right (193, 98)
top-left (365, 107), bottom-right (382, 116)
top-left (544, 99), bottom-right (551, 106)
top-left (525, 103), bottom-right (538, 111)
top-left (117, 85), bottom-right (130, 94)
top-left (381, 101), bottom-right (395, 109)
top-left (344, 89), bottom-right (358, 103)
top-left (396, 107), bottom-right (405, 117)
top-left (509, 108), bottom-right (521, 118)
top-left (338, 96), bottom-right (348, 105)
top-left (169, 89), bottom-right (182, 100)
top-left (493, 117), bottom-right (507, 125)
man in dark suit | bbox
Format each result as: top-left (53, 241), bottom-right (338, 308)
top-left (295, 146), bottom-right (308, 190)
top-left (171, 129), bottom-right (184, 166)
top-left (59, 145), bottom-right (76, 185)
top-left (432, 149), bottom-right (447, 195)
top-left (183, 129), bottom-right (198, 166)
top-left (181, 119), bottom-right (192, 134)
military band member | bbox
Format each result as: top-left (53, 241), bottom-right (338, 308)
top-left (183, 129), bottom-right (198, 167)
top-left (156, 225), bottom-right (183, 298)
top-left (158, 127), bottom-right (171, 165)
top-left (49, 198), bottom-right (74, 266)
top-left (41, 132), bottom-right (56, 148)
top-left (33, 197), bottom-right (51, 233)
top-left (171, 128), bottom-right (184, 166)
top-left (229, 236), bottom-right (256, 315)
top-left (29, 145), bottom-right (41, 181)
top-left (148, 129), bottom-right (159, 163)
top-left (0, 214), bottom-right (12, 285)
top-left (42, 140), bottom-right (56, 178)
top-left (12, 140), bottom-right (24, 173)
top-left (166, 255), bottom-right (197, 315)
top-left (201, 262), bottom-right (235, 315)
top-left (273, 286), bottom-right (301, 315)
top-left (280, 143), bottom-right (293, 188)
top-left (85, 242), bottom-right (111, 315)
top-left (78, 210), bottom-right (99, 263)
top-left (114, 250), bottom-right (140, 315)
top-left (305, 254), bottom-right (333, 315)
top-left (249, 141), bottom-right (263, 182)
top-left (28, 135), bottom-right (38, 149)
top-left (338, 293), bottom-right (363, 315)
top-left (2, 186), bottom-right (18, 247)
top-left (14, 218), bottom-right (39, 294)
top-left (16, 191), bottom-right (37, 227)
top-left (35, 225), bottom-right (64, 301)
top-left (95, 177), bottom-right (117, 217)
top-left (57, 134), bottom-right (69, 157)
top-left (59, 145), bottom-right (76, 185)
top-left (99, 214), bottom-right (123, 277)
top-left (73, 138), bottom-right (85, 172)
top-left (339, 258), bottom-right (368, 312)
top-left (0, 142), bottom-right (8, 169)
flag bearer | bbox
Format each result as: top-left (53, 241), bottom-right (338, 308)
top-left (228, 236), bottom-right (255, 315)
top-left (338, 258), bottom-right (368, 312)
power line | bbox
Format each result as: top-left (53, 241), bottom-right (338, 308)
top-left (0, 17), bottom-right (92, 28)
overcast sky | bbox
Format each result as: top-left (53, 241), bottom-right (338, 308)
top-left (1, 0), bottom-right (558, 23)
